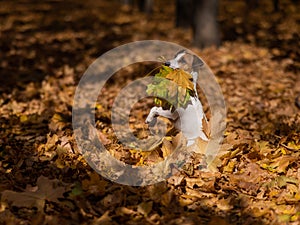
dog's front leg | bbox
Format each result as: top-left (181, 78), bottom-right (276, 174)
top-left (145, 106), bottom-right (159, 126)
top-left (145, 106), bottom-right (178, 125)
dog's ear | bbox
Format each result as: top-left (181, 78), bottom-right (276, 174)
top-left (173, 50), bottom-right (193, 71)
top-left (192, 55), bottom-right (204, 71)
top-left (174, 50), bottom-right (186, 60)
top-left (181, 53), bottom-right (194, 68)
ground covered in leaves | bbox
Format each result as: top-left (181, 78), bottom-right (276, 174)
top-left (0, 0), bottom-right (300, 224)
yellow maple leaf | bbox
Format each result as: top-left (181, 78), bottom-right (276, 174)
top-left (166, 69), bottom-right (194, 91)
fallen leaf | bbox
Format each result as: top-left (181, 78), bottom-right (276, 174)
top-left (161, 138), bottom-right (174, 158)
top-left (1, 176), bottom-right (66, 210)
top-left (82, 172), bottom-right (108, 195)
top-left (93, 211), bottom-right (113, 225)
top-left (137, 201), bottom-right (153, 216)
top-left (161, 190), bottom-right (173, 207)
top-left (97, 130), bottom-right (112, 145)
top-left (261, 156), bottom-right (297, 173)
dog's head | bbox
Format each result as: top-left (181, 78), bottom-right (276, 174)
top-left (164, 50), bottom-right (204, 73)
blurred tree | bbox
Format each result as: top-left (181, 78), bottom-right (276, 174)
top-left (176, 0), bottom-right (220, 48)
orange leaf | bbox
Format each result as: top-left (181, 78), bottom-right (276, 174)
top-left (166, 69), bottom-right (194, 91)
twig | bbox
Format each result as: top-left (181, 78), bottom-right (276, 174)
top-left (280, 143), bottom-right (299, 152)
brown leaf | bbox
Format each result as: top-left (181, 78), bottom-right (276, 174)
top-left (48, 113), bottom-right (69, 131)
top-left (208, 217), bottom-right (231, 225)
top-left (229, 163), bottom-right (269, 194)
top-left (147, 183), bottom-right (168, 203)
top-left (261, 155), bottom-right (297, 173)
top-left (101, 194), bottom-right (122, 208)
top-left (185, 175), bottom-right (215, 192)
top-left (93, 211), bottom-right (113, 225)
top-left (1, 176), bottom-right (66, 210)
top-left (161, 138), bottom-right (174, 158)
top-left (97, 130), bottom-right (112, 145)
top-left (82, 172), bottom-right (108, 195)
top-left (137, 201), bottom-right (153, 216)
top-left (167, 174), bottom-right (184, 186)
top-left (161, 190), bottom-right (173, 207)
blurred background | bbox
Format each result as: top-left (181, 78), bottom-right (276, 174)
top-left (0, 0), bottom-right (299, 92)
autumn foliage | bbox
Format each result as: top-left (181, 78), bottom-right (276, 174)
top-left (0, 0), bottom-right (299, 224)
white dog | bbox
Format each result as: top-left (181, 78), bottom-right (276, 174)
top-left (145, 50), bottom-right (208, 146)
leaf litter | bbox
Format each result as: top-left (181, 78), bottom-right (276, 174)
top-left (0, 0), bottom-right (300, 224)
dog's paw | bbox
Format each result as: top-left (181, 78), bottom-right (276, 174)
top-left (146, 117), bottom-right (157, 127)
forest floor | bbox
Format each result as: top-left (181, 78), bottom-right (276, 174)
top-left (0, 0), bottom-right (300, 224)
